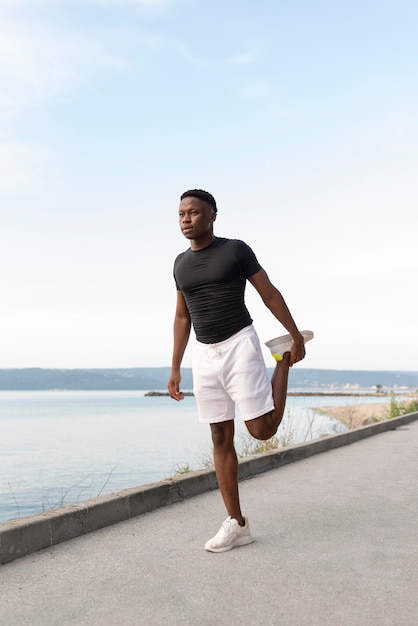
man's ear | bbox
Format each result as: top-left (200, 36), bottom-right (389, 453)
top-left (211, 211), bottom-right (217, 222)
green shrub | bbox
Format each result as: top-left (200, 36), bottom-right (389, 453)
top-left (386, 395), bottom-right (418, 419)
top-left (173, 463), bottom-right (191, 475)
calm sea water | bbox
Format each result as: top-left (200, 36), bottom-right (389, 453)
top-left (0, 390), bottom-right (393, 523)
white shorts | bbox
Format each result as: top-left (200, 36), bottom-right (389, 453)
top-left (192, 325), bottom-right (274, 424)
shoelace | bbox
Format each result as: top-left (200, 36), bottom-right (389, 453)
top-left (221, 517), bottom-right (233, 534)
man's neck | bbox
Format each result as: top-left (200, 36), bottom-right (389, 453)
top-left (190, 234), bottom-right (216, 251)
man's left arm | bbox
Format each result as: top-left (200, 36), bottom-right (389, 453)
top-left (248, 268), bottom-right (305, 365)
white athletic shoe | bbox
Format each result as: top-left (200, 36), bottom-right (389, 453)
top-left (265, 330), bottom-right (314, 362)
top-left (204, 517), bottom-right (254, 553)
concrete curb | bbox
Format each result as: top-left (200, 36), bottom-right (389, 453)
top-left (1, 411), bottom-right (417, 565)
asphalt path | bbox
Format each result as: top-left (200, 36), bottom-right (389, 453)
top-left (1, 421), bottom-right (417, 625)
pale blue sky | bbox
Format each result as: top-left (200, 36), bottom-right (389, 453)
top-left (1, 0), bottom-right (417, 371)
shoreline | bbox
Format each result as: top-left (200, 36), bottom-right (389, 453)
top-left (316, 398), bottom-right (417, 428)
top-left (144, 390), bottom-right (414, 398)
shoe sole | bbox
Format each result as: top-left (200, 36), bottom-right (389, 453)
top-left (204, 535), bottom-right (254, 553)
top-left (265, 330), bottom-right (314, 356)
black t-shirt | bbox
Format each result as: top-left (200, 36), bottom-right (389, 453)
top-left (173, 237), bottom-right (262, 343)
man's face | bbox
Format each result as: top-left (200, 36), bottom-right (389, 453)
top-left (178, 197), bottom-right (216, 241)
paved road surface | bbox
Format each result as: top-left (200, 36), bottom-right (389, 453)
top-left (1, 421), bottom-right (417, 625)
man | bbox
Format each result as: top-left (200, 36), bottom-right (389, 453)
top-left (168, 189), bottom-right (312, 553)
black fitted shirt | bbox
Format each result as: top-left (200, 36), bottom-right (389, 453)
top-left (173, 237), bottom-right (262, 343)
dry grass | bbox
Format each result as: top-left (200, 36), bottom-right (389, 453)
top-left (317, 397), bottom-right (418, 428)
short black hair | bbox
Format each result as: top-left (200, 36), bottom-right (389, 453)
top-left (180, 189), bottom-right (217, 213)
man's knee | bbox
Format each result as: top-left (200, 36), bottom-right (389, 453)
top-left (210, 421), bottom-right (234, 448)
top-left (245, 413), bottom-right (279, 441)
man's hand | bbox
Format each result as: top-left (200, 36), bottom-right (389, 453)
top-left (168, 371), bottom-right (185, 401)
top-left (290, 332), bottom-right (306, 366)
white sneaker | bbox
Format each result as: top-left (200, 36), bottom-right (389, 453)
top-left (265, 330), bottom-right (314, 362)
top-left (204, 517), bottom-right (254, 553)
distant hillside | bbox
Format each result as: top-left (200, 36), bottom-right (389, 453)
top-left (287, 368), bottom-right (418, 391)
top-left (0, 367), bottom-right (417, 391)
top-left (0, 368), bottom-right (190, 391)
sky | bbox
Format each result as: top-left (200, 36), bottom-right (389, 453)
top-left (1, 0), bottom-right (417, 372)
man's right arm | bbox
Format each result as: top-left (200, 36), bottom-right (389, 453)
top-left (168, 290), bottom-right (191, 401)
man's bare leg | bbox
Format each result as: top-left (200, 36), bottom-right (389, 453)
top-left (245, 352), bottom-right (291, 441)
top-left (210, 420), bottom-right (245, 526)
